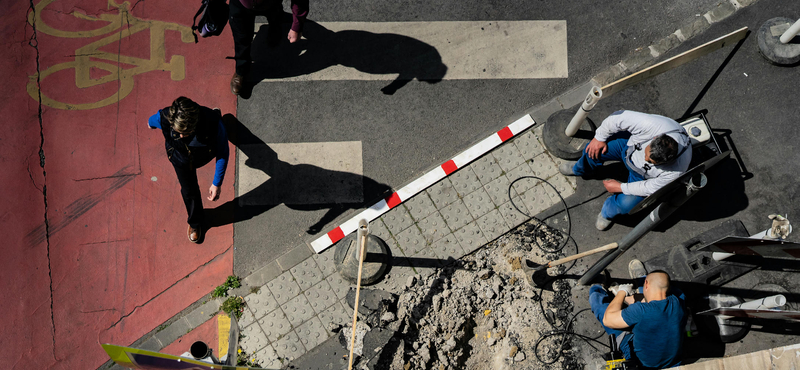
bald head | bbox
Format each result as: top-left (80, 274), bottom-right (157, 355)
top-left (645, 271), bottom-right (670, 290)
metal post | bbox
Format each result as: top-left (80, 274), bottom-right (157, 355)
top-left (780, 18), bottom-right (800, 44)
top-left (565, 86), bottom-right (603, 137)
top-left (578, 173), bottom-right (707, 285)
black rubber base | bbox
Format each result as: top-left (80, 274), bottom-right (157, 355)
top-left (757, 17), bottom-right (800, 65)
top-left (542, 109), bottom-right (596, 160)
top-left (334, 234), bottom-right (390, 285)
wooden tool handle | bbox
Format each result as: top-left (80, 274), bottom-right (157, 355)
top-left (348, 231), bottom-right (368, 370)
top-left (548, 242), bottom-right (618, 267)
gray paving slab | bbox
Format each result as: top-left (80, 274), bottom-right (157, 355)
top-left (138, 337), bottom-right (162, 352)
top-left (475, 209), bottom-right (507, 242)
top-left (437, 198), bottom-right (472, 232)
top-left (296, 317), bottom-right (330, 350)
top-left (183, 300), bottom-right (220, 329)
top-left (505, 161), bottom-right (541, 195)
top-left (325, 273), bottom-right (352, 300)
top-left (290, 258), bottom-right (325, 292)
top-left (482, 174), bottom-right (515, 206)
top-left (277, 244), bottom-right (314, 271)
top-left (544, 173), bottom-right (576, 200)
top-left (304, 279), bottom-right (337, 315)
top-left (381, 205), bottom-right (414, 235)
top-left (259, 308), bottom-right (293, 343)
top-left (448, 167), bottom-right (482, 197)
top-left (416, 211), bottom-right (448, 245)
top-left (240, 322), bottom-right (270, 354)
top-left (273, 330), bottom-right (306, 363)
top-left (527, 99), bottom-right (562, 126)
top-left (519, 183), bottom-right (554, 217)
top-left (367, 218), bottom-right (393, 243)
top-left (282, 293), bottom-right (316, 327)
top-left (152, 318), bottom-right (189, 349)
top-left (497, 199), bottom-right (531, 230)
top-left (239, 304), bottom-right (259, 330)
top-left (312, 247), bottom-right (337, 278)
top-left (469, 154), bottom-right (503, 185)
top-left (453, 222), bottom-right (488, 254)
top-left (556, 80), bottom-right (600, 109)
top-left (490, 143), bottom-right (526, 172)
top-left (394, 225), bottom-right (428, 257)
top-left (409, 245), bottom-right (443, 271)
top-left (462, 187), bottom-right (496, 219)
top-left (267, 270), bottom-right (302, 305)
top-left (244, 287), bottom-right (279, 324)
top-left (404, 192), bottom-right (438, 221)
top-left (429, 233), bottom-right (466, 262)
top-left (513, 129), bottom-right (547, 160)
top-left (528, 152), bottom-right (559, 180)
top-left (548, 155), bottom-right (579, 189)
top-left (243, 261), bottom-right (282, 288)
top-left (253, 345), bottom-right (281, 369)
top-left (426, 178), bottom-right (460, 208)
top-left (317, 299), bottom-right (351, 330)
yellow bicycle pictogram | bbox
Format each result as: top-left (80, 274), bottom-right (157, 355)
top-left (27, 0), bottom-right (194, 110)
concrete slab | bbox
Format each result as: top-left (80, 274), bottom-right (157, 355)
top-left (245, 286), bottom-right (281, 323)
top-left (290, 258), bottom-right (325, 291)
top-left (463, 187), bottom-right (497, 220)
top-left (296, 317), bottom-right (331, 350)
top-left (304, 279), bottom-right (337, 315)
top-left (237, 141), bottom-right (363, 205)
top-left (426, 178), bottom-right (461, 208)
top-left (395, 225), bottom-right (428, 257)
top-left (254, 21), bottom-right (568, 81)
top-left (404, 192), bottom-right (438, 221)
top-left (438, 198), bottom-right (473, 232)
top-left (273, 330), bottom-right (306, 362)
top-left (417, 211), bottom-right (449, 245)
top-left (267, 270), bottom-right (302, 305)
top-left (259, 309), bottom-right (293, 343)
top-left (282, 292), bottom-right (316, 327)
top-left (430, 234), bottom-right (467, 261)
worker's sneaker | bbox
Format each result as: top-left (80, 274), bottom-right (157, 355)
top-left (628, 259), bottom-right (647, 279)
top-left (559, 161), bottom-right (578, 176)
top-left (595, 213), bottom-right (613, 231)
top-left (188, 225), bottom-right (201, 243)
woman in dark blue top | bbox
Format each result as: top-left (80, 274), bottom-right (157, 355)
top-left (148, 97), bottom-right (229, 242)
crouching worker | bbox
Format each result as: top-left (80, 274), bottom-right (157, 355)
top-left (560, 110), bottom-right (692, 230)
top-left (589, 260), bottom-right (686, 369)
top-left (148, 97), bottom-right (229, 243)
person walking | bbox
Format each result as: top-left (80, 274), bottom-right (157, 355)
top-left (229, 0), bottom-right (309, 95)
top-left (148, 97), bottom-right (229, 242)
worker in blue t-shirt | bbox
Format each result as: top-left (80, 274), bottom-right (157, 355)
top-left (148, 97), bottom-right (229, 243)
top-left (589, 261), bottom-right (686, 369)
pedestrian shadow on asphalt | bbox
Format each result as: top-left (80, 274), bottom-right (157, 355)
top-left (245, 16), bottom-right (447, 96)
top-left (205, 114), bottom-right (393, 234)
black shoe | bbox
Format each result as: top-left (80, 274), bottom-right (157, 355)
top-left (231, 73), bottom-right (244, 95)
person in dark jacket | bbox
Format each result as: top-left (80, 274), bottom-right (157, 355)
top-left (148, 97), bottom-right (229, 242)
top-left (229, 0), bottom-right (309, 95)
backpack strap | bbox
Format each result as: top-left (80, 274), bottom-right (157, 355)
top-left (191, 0), bottom-right (210, 43)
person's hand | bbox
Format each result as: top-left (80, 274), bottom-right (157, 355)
top-left (208, 185), bottom-right (220, 201)
top-left (603, 179), bottom-right (623, 193)
top-left (624, 295), bottom-right (636, 305)
top-left (609, 284), bottom-right (634, 297)
top-left (585, 138), bottom-right (607, 160)
top-left (288, 29), bottom-right (301, 43)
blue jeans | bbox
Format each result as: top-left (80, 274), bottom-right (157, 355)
top-left (572, 134), bottom-right (645, 219)
top-left (589, 285), bottom-right (633, 359)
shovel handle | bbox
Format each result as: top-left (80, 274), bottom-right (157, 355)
top-left (548, 242), bottom-right (618, 267)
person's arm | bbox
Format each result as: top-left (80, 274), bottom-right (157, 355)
top-left (620, 169), bottom-right (682, 196)
top-left (288, 0), bottom-right (308, 43)
top-left (212, 120), bottom-right (229, 187)
top-left (603, 291), bottom-right (632, 329)
top-left (148, 111), bottom-right (162, 129)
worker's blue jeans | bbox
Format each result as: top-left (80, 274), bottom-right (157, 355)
top-left (589, 285), bottom-right (634, 359)
top-left (572, 134), bottom-right (645, 219)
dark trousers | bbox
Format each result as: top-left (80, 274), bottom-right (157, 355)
top-left (173, 164), bottom-right (204, 229)
top-left (229, 0), bottom-right (283, 76)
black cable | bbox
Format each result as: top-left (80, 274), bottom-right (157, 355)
top-left (507, 176), bottom-right (610, 364)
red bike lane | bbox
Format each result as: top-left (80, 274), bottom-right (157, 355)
top-left (1, 1), bottom-right (237, 368)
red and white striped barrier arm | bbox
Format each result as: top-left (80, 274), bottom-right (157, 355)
top-left (310, 114), bottom-right (536, 253)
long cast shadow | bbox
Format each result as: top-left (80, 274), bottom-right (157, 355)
top-left (248, 17), bottom-right (447, 95)
top-left (205, 114), bottom-right (393, 234)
